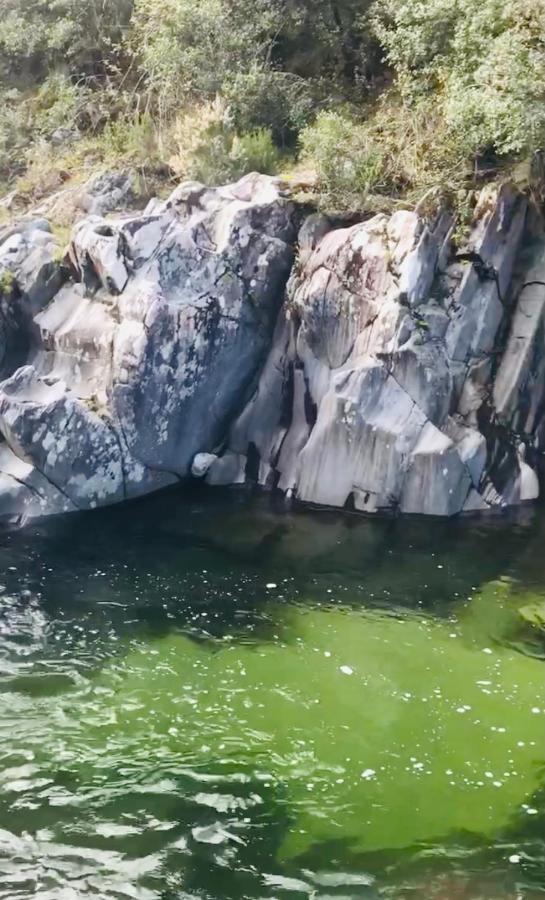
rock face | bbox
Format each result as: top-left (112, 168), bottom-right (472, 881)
top-left (208, 183), bottom-right (543, 516)
top-left (0, 174), bottom-right (296, 521)
top-left (0, 172), bottom-right (544, 522)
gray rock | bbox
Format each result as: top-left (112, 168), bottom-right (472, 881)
top-left (206, 451), bottom-right (247, 486)
top-left (493, 243), bottom-right (545, 436)
top-left (50, 127), bottom-right (80, 147)
top-left (81, 171), bottom-right (135, 217)
top-left (0, 366), bottom-right (125, 510)
top-left (296, 359), bottom-right (428, 511)
top-left (399, 422), bottom-right (472, 517)
top-left (0, 173), bottom-right (297, 520)
top-left (191, 452), bottom-right (218, 478)
top-left (0, 174), bottom-right (543, 521)
top-left (33, 170), bottom-right (137, 228)
top-left (0, 223), bottom-right (64, 312)
top-left (214, 187), bottom-right (539, 515)
top-left (0, 442), bottom-right (76, 520)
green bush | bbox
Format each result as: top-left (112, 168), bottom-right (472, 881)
top-left (1, 0), bottom-right (545, 208)
top-left (188, 125), bottom-right (280, 186)
top-left (232, 129), bottom-right (281, 176)
top-left (32, 74), bottom-right (86, 136)
top-left (168, 101), bottom-right (281, 185)
top-left (100, 114), bottom-right (160, 165)
top-left (373, 0), bottom-right (545, 161)
top-left (0, 0), bottom-right (132, 79)
top-left (224, 68), bottom-right (318, 144)
top-left (0, 90), bottom-right (30, 178)
top-left (300, 110), bottom-right (386, 210)
top-left (129, 0), bottom-right (281, 120)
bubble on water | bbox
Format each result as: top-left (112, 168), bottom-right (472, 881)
top-left (509, 854), bottom-right (521, 863)
top-left (340, 665), bottom-right (353, 676)
top-left (266, 583), bottom-right (277, 589)
top-left (360, 769), bottom-right (376, 780)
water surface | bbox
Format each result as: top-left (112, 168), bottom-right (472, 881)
top-left (0, 488), bottom-right (544, 899)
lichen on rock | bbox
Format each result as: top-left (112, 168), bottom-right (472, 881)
top-left (0, 173), bottom-right (543, 522)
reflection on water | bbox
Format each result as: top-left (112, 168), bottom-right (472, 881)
top-left (0, 486), bottom-right (543, 899)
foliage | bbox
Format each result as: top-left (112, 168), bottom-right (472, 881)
top-left (0, 270), bottom-right (16, 295)
top-left (374, 0), bottom-right (545, 161)
top-left (0, 0), bottom-right (544, 212)
top-left (223, 69), bottom-right (319, 144)
top-left (100, 113), bottom-right (159, 165)
top-left (300, 110), bottom-right (386, 210)
top-left (299, 0), bottom-right (545, 210)
top-left (0, 0), bottom-right (132, 84)
top-left (168, 101), bottom-right (281, 185)
top-left (32, 74), bottom-right (87, 136)
top-left (130, 0), bottom-right (376, 123)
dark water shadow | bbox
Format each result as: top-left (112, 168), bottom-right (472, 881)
top-left (0, 484), bottom-right (544, 669)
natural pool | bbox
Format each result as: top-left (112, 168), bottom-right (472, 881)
top-left (0, 487), bottom-right (543, 899)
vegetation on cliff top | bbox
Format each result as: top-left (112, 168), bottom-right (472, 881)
top-left (1, 0), bottom-right (544, 214)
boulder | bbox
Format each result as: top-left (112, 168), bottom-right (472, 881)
top-left (0, 220), bottom-right (64, 312)
top-left (79, 171), bottom-right (135, 216)
top-left (0, 173), bottom-right (297, 521)
top-left (0, 366), bottom-right (125, 510)
top-left (493, 242), bottom-right (545, 439)
top-left (211, 183), bottom-right (540, 515)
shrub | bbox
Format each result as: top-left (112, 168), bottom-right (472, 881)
top-left (168, 102), bottom-right (280, 185)
top-left (2, 0), bottom-right (545, 210)
top-left (100, 114), bottom-right (160, 165)
top-left (373, 0), bottom-right (545, 161)
top-left (0, 0), bottom-right (132, 84)
top-left (224, 68), bottom-right (319, 144)
top-left (444, 27), bottom-right (545, 158)
top-left (231, 129), bottom-right (281, 176)
top-left (129, 0), bottom-right (254, 120)
top-left (300, 110), bottom-right (386, 210)
top-left (0, 270), bottom-right (16, 295)
top-left (167, 101), bottom-right (233, 181)
top-left (32, 74), bottom-right (86, 137)
top-left (188, 124), bottom-right (281, 186)
top-left (0, 90), bottom-right (30, 179)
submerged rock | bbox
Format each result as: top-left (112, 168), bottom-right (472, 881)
top-left (518, 601), bottom-right (545, 633)
top-left (0, 173), bottom-right (544, 520)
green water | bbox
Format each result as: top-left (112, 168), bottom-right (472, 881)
top-left (0, 488), bottom-right (544, 899)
